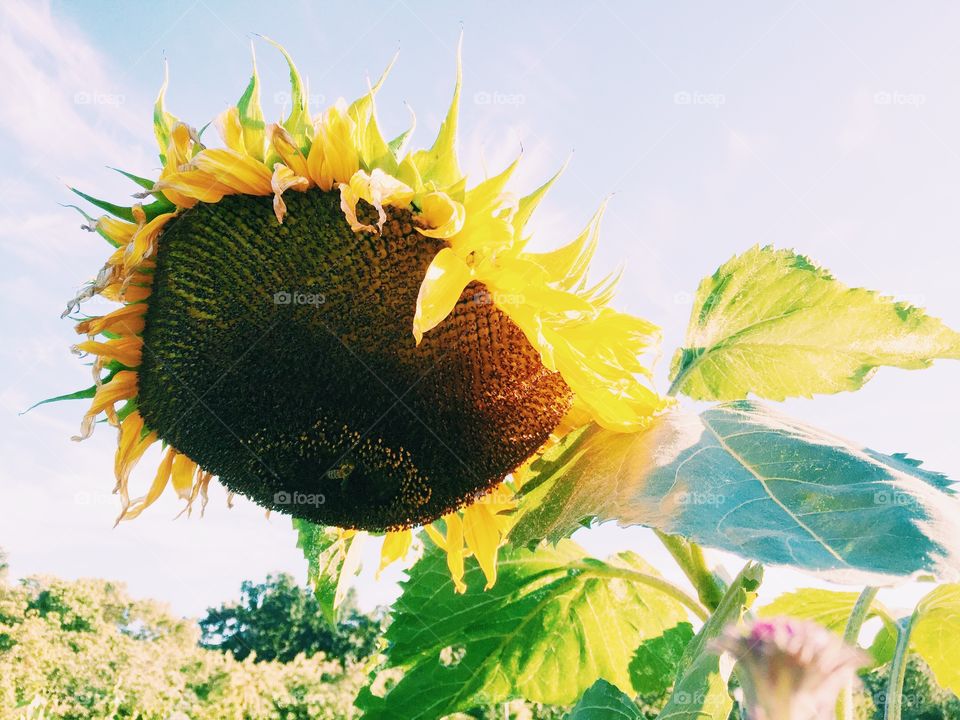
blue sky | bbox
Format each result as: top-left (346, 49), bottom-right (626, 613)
top-left (1, 0), bottom-right (958, 620)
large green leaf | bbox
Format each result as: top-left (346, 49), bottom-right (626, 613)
top-left (356, 540), bottom-right (689, 718)
top-left (293, 519), bottom-right (364, 624)
top-left (759, 589), bottom-right (897, 664)
top-left (512, 402), bottom-right (960, 584)
top-left (629, 622), bottom-right (695, 696)
top-left (910, 583), bottom-right (960, 695)
top-left (567, 680), bottom-right (642, 719)
top-left (669, 245), bottom-right (960, 400)
top-left (657, 563), bottom-right (762, 720)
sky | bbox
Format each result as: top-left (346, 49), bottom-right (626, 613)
top-left (1, 0), bottom-right (958, 625)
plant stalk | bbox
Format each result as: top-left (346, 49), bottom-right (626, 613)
top-left (655, 530), bottom-right (726, 611)
top-left (836, 586), bottom-right (879, 720)
top-left (884, 608), bottom-right (919, 720)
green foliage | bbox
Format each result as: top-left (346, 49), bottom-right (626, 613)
top-left (513, 402), bottom-right (960, 582)
top-left (294, 519), bottom-right (365, 624)
top-left (669, 245), bottom-right (960, 401)
top-left (862, 656), bottom-right (960, 719)
top-left (758, 588), bottom-right (898, 664)
top-left (657, 564), bottom-right (762, 720)
top-left (0, 574), bottom-right (366, 719)
top-left (566, 680), bottom-right (642, 719)
top-left (198, 572), bottom-right (380, 664)
top-left (357, 540), bottom-right (691, 719)
top-left (629, 623), bottom-right (694, 696)
top-left (908, 583), bottom-right (960, 696)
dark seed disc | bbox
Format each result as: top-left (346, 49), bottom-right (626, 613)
top-left (137, 188), bottom-right (572, 530)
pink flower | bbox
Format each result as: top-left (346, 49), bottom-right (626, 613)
top-left (711, 617), bottom-right (870, 720)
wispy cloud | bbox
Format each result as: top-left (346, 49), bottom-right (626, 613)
top-left (0, 0), bottom-right (149, 174)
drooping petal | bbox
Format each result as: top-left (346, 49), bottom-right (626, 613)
top-left (170, 452), bottom-right (198, 500)
top-left (271, 164), bottom-right (309, 224)
top-left (378, 530), bottom-right (413, 576)
top-left (441, 512), bottom-right (466, 593)
top-left (412, 247), bottom-right (473, 344)
top-left (462, 502), bottom-right (501, 589)
top-left (73, 337), bottom-right (143, 368)
top-left (120, 446), bottom-right (175, 521)
top-left (75, 304), bottom-right (147, 337)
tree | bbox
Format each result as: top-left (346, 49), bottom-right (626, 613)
top-left (198, 572), bottom-right (381, 664)
top-left (0, 574), bottom-right (366, 719)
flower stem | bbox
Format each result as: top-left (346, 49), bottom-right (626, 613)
top-left (655, 530), bottom-right (726, 611)
top-left (836, 586), bottom-right (879, 720)
top-left (885, 608), bottom-right (919, 720)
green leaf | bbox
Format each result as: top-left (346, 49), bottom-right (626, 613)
top-left (629, 622), bottom-right (695, 696)
top-left (512, 402), bottom-right (960, 584)
top-left (909, 583), bottom-right (960, 695)
top-left (357, 540), bottom-right (690, 718)
top-left (293, 519), bottom-right (364, 625)
top-left (567, 679), bottom-right (642, 719)
top-left (657, 563), bottom-right (762, 720)
top-left (669, 245), bottom-right (960, 400)
top-left (759, 589), bottom-right (897, 664)
top-left (70, 187), bottom-right (173, 222)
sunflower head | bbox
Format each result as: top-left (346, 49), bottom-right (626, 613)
top-left (58, 38), bottom-right (666, 586)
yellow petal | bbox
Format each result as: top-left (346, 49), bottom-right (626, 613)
top-left (170, 452), bottom-right (198, 501)
top-left (190, 148), bottom-right (272, 195)
top-left (237, 41), bottom-right (266, 161)
top-left (412, 247), bottom-right (473, 344)
top-left (153, 60), bottom-right (178, 162)
top-left (415, 191), bottom-right (465, 239)
top-left (337, 168), bottom-right (413, 233)
top-left (75, 304), bottom-right (147, 337)
top-left (307, 101), bottom-right (360, 191)
top-left (73, 337), bottom-right (142, 368)
top-left (271, 164), bottom-right (309, 224)
top-left (462, 502), bottom-right (502, 590)
top-left (121, 446), bottom-right (175, 521)
top-left (214, 106), bottom-right (245, 154)
top-left (423, 522), bottom-right (447, 551)
top-left (378, 530), bottom-right (413, 577)
top-left (113, 411), bottom-right (157, 507)
top-left (268, 124), bottom-right (311, 178)
top-left (442, 512), bottom-right (467, 594)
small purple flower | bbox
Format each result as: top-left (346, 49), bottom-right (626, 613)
top-left (711, 617), bottom-right (870, 720)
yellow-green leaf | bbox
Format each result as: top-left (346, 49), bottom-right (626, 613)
top-left (910, 583), bottom-right (960, 695)
top-left (670, 245), bottom-right (960, 400)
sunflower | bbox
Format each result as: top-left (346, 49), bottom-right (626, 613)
top-left (57, 38), bottom-right (668, 592)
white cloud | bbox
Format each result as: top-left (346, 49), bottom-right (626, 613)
top-left (0, 0), bottom-right (149, 173)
